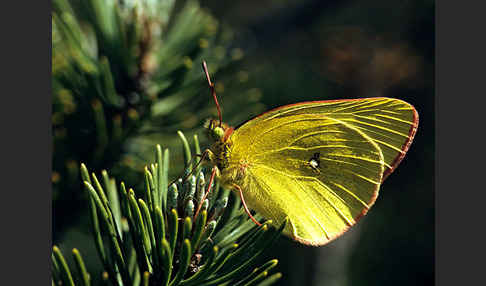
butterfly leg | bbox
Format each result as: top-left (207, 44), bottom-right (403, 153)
top-left (194, 165), bottom-right (218, 219)
top-left (232, 184), bottom-right (262, 227)
top-left (168, 149), bottom-right (211, 186)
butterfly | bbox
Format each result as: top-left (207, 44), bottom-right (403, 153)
top-left (198, 61), bottom-right (418, 246)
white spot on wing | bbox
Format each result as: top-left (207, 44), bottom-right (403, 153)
top-left (309, 159), bottom-right (319, 169)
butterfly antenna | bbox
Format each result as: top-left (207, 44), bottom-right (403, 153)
top-left (233, 184), bottom-right (262, 226)
top-left (194, 165), bottom-right (217, 219)
top-left (202, 61), bottom-right (223, 127)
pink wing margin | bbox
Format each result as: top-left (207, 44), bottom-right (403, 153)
top-left (382, 103), bottom-right (419, 181)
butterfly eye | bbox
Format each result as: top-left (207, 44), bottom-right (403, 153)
top-left (213, 126), bottom-right (225, 139)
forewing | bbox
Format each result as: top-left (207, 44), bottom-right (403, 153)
top-left (230, 114), bottom-right (384, 245)
top-left (236, 97), bottom-right (418, 180)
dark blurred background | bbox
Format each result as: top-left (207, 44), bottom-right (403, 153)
top-left (53, 0), bottom-right (434, 285)
top-left (200, 0), bottom-right (435, 285)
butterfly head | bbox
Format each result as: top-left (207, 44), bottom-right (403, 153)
top-left (204, 118), bottom-right (234, 143)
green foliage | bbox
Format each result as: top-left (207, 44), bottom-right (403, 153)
top-left (52, 136), bottom-right (285, 286)
top-left (52, 0), bottom-right (265, 234)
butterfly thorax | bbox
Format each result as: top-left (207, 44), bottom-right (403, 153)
top-left (205, 119), bottom-right (253, 190)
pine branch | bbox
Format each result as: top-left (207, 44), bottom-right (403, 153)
top-left (52, 133), bottom-right (285, 286)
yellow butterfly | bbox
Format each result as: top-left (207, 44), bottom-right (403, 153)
top-left (199, 62), bottom-right (418, 246)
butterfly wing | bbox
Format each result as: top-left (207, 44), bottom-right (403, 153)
top-left (225, 97), bottom-right (418, 245)
top-left (227, 113), bottom-right (385, 245)
top-left (235, 97), bottom-right (418, 180)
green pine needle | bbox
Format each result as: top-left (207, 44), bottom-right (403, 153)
top-left (53, 137), bottom-right (284, 286)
